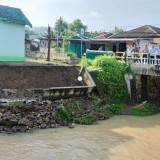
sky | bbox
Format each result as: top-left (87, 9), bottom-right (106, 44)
top-left (0, 0), bottom-right (160, 32)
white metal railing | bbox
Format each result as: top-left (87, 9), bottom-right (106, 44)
top-left (115, 52), bottom-right (160, 64)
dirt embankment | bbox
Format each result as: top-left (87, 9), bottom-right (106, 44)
top-left (0, 65), bottom-right (82, 89)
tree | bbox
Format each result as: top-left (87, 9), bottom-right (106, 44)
top-left (68, 19), bottom-right (87, 35)
top-left (54, 17), bottom-right (68, 38)
top-left (112, 26), bottom-right (124, 34)
top-left (25, 27), bottom-right (34, 38)
top-left (86, 31), bottom-right (99, 38)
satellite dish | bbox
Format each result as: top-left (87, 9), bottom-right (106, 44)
top-left (78, 76), bottom-right (82, 81)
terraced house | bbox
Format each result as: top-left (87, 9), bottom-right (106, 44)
top-left (0, 5), bottom-right (32, 61)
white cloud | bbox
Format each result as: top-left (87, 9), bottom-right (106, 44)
top-left (88, 11), bottom-right (101, 18)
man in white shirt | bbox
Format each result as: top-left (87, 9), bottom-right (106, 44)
top-left (149, 44), bottom-right (157, 64)
top-left (127, 46), bottom-right (133, 56)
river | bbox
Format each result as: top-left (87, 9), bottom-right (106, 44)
top-left (0, 115), bottom-right (160, 160)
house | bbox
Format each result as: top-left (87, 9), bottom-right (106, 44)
top-left (108, 25), bottom-right (160, 52)
top-left (94, 32), bottom-right (113, 40)
top-left (0, 5), bottom-right (32, 61)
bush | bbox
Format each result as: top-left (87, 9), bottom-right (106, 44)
top-left (75, 115), bottom-right (97, 125)
top-left (54, 106), bottom-right (69, 124)
top-left (131, 103), bottom-right (160, 116)
top-left (54, 47), bottom-right (61, 52)
top-left (67, 51), bottom-right (77, 58)
top-left (109, 101), bottom-right (125, 115)
top-left (92, 56), bottom-right (132, 102)
top-left (50, 43), bottom-right (57, 48)
top-left (55, 99), bottom-right (81, 124)
top-left (78, 58), bottom-right (93, 70)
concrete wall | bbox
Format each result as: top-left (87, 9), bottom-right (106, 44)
top-left (135, 74), bottom-right (160, 102)
top-left (0, 21), bottom-right (25, 61)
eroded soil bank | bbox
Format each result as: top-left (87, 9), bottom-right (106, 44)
top-left (0, 65), bottom-right (82, 89)
top-left (0, 115), bottom-right (159, 160)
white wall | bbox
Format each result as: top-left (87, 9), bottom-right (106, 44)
top-left (0, 21), bottom-right (25, 56)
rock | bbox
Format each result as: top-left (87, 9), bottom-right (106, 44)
top-left (0, 117), bottom-right (2, 123)
top-left (36, 118), bottom-right (43, 124)
top-left (10, 119), bottom-right (18, 125)
top-left (51, 112), bottom-right (56, 117)
top-left (0, 112), bottom-right (3, 117)
top-left (41, 112), bottom-right (46, 116)
top-left (18, 118), bottom-right (31, 126)
top-left (40, 123), bottom-right (47, 129)
top-left (50, 124), bottom-right (55, 128)
top-left (68, 123), bottom-right (75, 128)
top-left (3, 127), bottom-right (9, 132)
top-left (0, 126), bottom-right (4, 132)
top-left (45, 100), bottom-right (52, 105)
top-left (11, 126), bottom-right (18, 132)
top-left (26, 126), bottom-right (31, 130)
top-left (63, 121), bottom-right (68, 126)
top-left (44, 117), bottom-right (50, 123)
top-left (37, 113), bottom-right (41, 118)
top-left (50, 120), bottom-right (56, 124)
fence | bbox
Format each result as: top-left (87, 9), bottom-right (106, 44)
top-left (115, 52), bottom-right (160, 64)
top-left (51, 53), bottom-right (68, 62)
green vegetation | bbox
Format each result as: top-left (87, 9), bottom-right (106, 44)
top-left (93, 56), bottom-right (132, 101)
top-left (55, 99), bottom-right (81, 124)
top-left (54, 95), bottom-right (112, 125)
top-left (78, 58), bottom-right (93, 69)
top-left (109, 101), bottom-right (125, 115)
top-left (79, 56), bottom-right (133, 115)
top-left (75, 115), bottom-right (97, 125)
top-left (131, 102), bottom-right (160, 116)
top-left (62, 31), bottom-right (70, 52)
top-left (50, 43), bottom-right (57, 48)
top-left (67, 51), bottom-right (77, 58)
top-left (55, 106), bottom-right (69, 124)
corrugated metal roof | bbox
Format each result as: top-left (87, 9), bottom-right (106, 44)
top-left (109, 25), bottom-right (160, 39)
top-left (0, 5), bottom-right (32, 27)
top-left (94, 33), bottom-right (113, 39)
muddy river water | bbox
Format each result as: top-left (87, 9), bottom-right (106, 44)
top-left (0, 115), bottom-right (160, 160)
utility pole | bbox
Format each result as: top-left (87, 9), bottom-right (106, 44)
top-left (47, 25), bottom-right (51, 61)
top-left (81, 38), bottom-right (82, 58)
top-left (57, 25), bottom-right (59, 48)
top-left (80, 28), bottom-right (84, 58)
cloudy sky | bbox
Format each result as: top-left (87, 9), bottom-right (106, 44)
top-left (0, 0), bottom-right (160, 31)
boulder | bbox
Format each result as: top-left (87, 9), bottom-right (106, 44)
top-left (18, 118), bottom-right (31, 126)
top-left (40, 123), bottom-right (47, 129)
top-left (0, 112), bottom-right (3, 118)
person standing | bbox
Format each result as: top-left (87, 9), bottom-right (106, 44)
top-left (156, 44), bottom-right (160, 64)
top-left (149, 44), bottom-right (157, 64)
top-left (142, 45), bottom-right (149, 63)
top-left (126, 46), bottom-right (133, 61)
top-left (132, 44), bottom-right (140, 63)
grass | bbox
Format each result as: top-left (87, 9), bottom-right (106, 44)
top-left (131, 102), bottom-right (160, 116)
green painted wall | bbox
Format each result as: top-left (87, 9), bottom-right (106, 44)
top-left (0, 21), bottom-right (26, 61)
top-left (0, 56), bottom-right (26, 62)
top-left (70, 42), bottom-right (86, 58)
top-left (86, 50), bottom-right (115, 59)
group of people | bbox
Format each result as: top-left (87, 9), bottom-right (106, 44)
top-left (126, 44), bottom-right (160, 64)
top-left (149, 44), bottom-right (160, 64)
